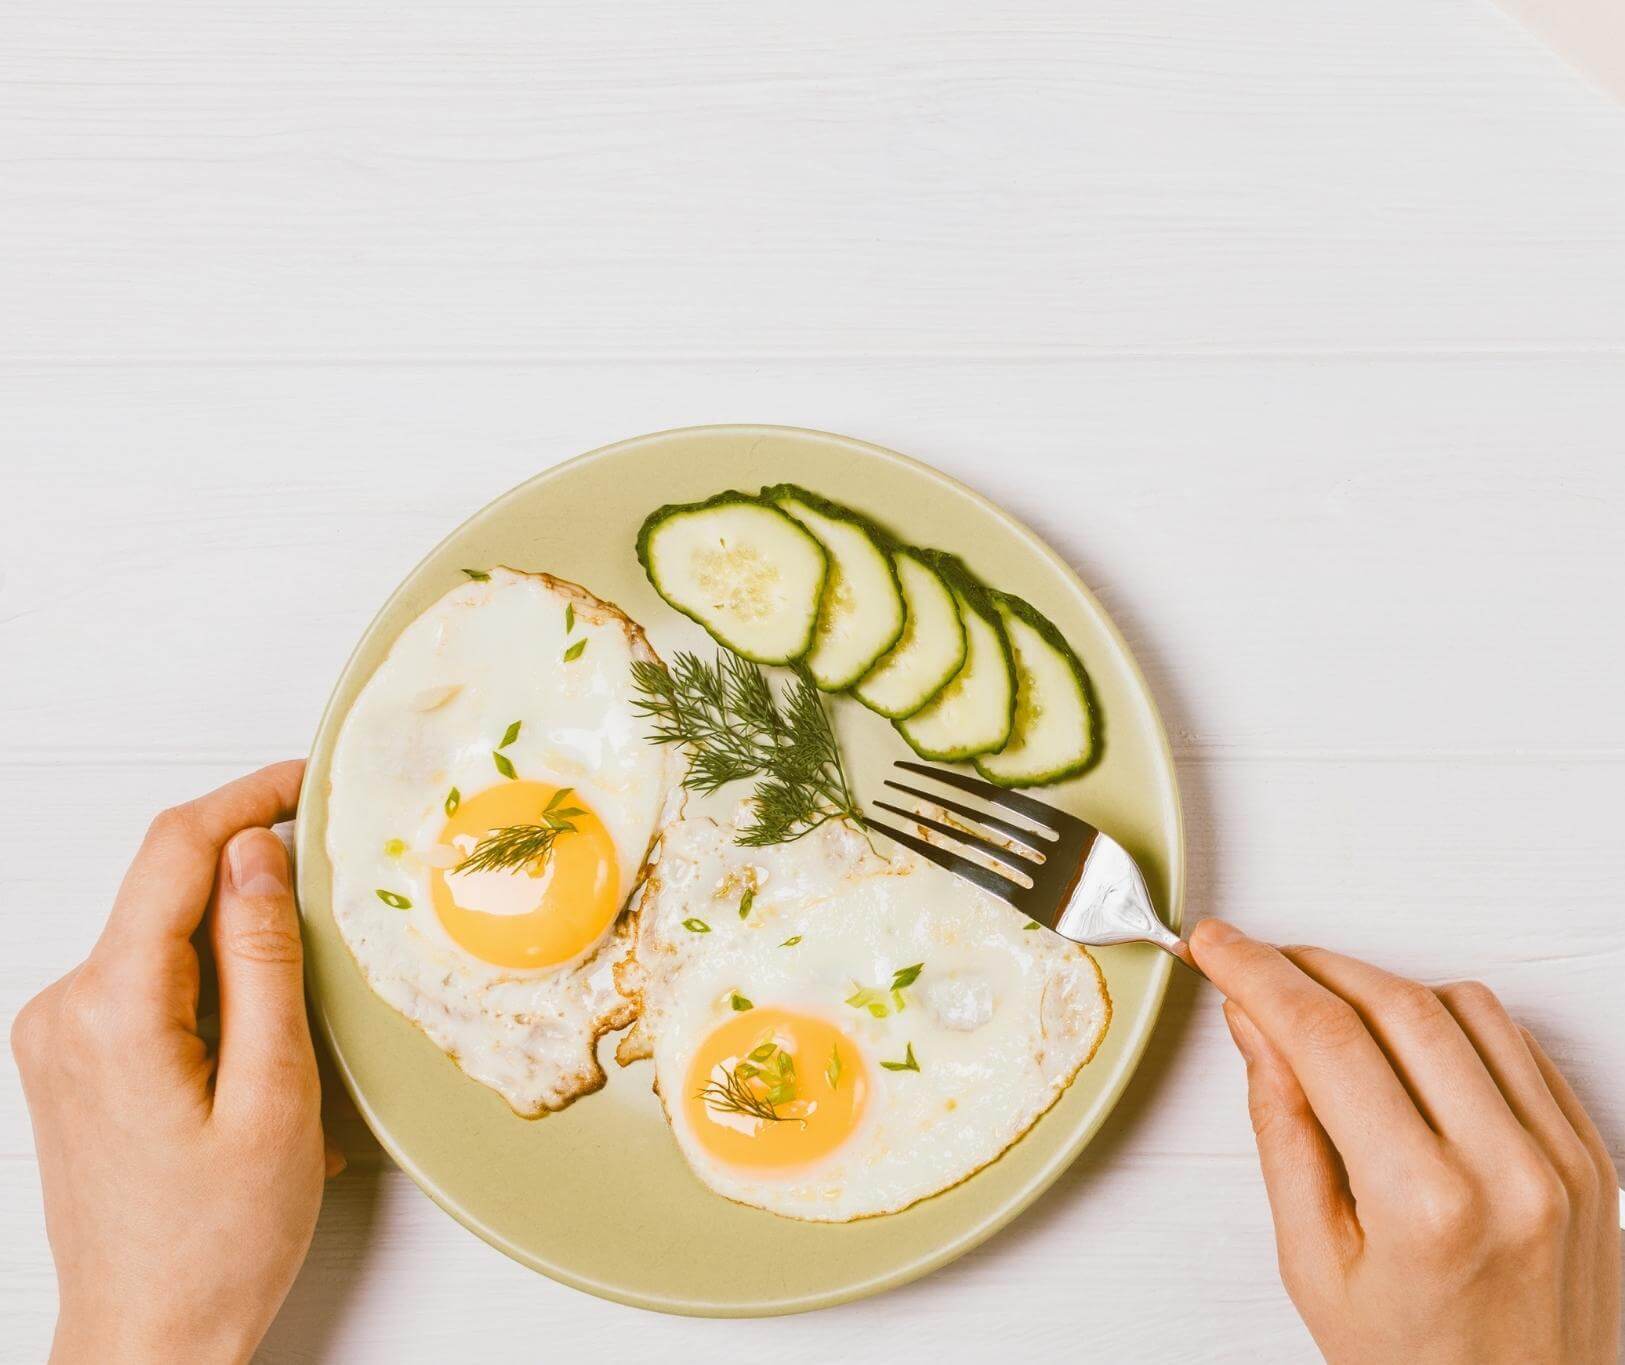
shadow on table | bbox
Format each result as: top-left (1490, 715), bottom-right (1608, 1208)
top-left (256, 1116), bottom-right (386, 1364)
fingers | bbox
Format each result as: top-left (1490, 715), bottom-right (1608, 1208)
top-left (121, 759), bottom-right (306, 921)
top-left (1223, 1002), bottom-right (1358, 1289)
top-left (95, 761), bottom-right (304, 1015)
top-left (209, 828), bottom-right (318, 1116)
top-left (313, 1024), bottom-right (353, 1179)
top-left (1190, 920), bottom-right (1437, 1194)
top-left (324, 1129), bottom-right (347, 1179)
top-left (1281, 948), bottom-right (1519, 1152)
top-left (1516, 1024), bottom-right (1621, 1365)
top-left (1518, 1024), bottom-right (1620, 1194)
top-left (1432, 983), bottom-right (1596, 1180)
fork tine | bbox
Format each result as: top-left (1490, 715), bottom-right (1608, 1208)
top-left (882, 780), bottom-right (1055, 851)
top-left (871, 800), bottom-right (1040, 875)
top-left (893, 760), bottom-right (1088, 833)
top-left (863, 818), bottom-right (1021, 905)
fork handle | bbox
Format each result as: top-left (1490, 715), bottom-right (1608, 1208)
top-left (1049, 832), bottom-right (1205, 975)
top-left (1133, 920), bottom-right (1204, 976)
top-left (1165, 935), bottom-right (1203, 975)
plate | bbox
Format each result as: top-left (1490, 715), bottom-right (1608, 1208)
top-left (296, 424), bottom-right (1183, 1317)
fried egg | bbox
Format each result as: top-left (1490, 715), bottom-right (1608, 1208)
top-left (617, 815), bottom-right (1110, 1220)
top-left (325, 568), bottom-right (683, 1116)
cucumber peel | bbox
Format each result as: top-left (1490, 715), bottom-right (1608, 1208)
top-left (893, 553), bottom-right (1017, 761)
top-left (851, 546), bottom-right (967, 719)
top-left (636, 491), bottom-right (827, 664)
top-left (974, 590), bottom-right (1101, 786)
top-left (761, 483), bottom-right (906, 691)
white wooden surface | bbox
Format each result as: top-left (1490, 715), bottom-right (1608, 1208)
top-left (4, 3), bottom-right (1624, 1360)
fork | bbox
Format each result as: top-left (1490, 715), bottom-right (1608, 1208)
top-left (869, 762), bottom-right (1625, 1229)
top-left (865, 759), bottom-right (1199, 973)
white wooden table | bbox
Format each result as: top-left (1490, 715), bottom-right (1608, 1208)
top-left (4, 3), bottom-right (1623, 1360)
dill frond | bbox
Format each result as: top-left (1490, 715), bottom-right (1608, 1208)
top-left (697, 1061), bottom-right (790, 1123)
top-left (631, 651), bottom-right (864, 846)
top-left (452, 787), bottom-right (584, 875)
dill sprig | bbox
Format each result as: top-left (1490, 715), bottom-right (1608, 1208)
top-left (697, 1061), bottom-right (791, 1123)
top-left (631, 651), bottom-right (863, 847)
top-left (453, 787), bottom-right (586, 875)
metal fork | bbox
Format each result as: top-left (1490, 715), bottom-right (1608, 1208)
top-left (872, 766), bottom-right (1625, 1227)
top-left (865, 759), bottom-right (1198, 973)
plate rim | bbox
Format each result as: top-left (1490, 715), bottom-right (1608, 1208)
top-left (295, 422), bottom-right (1184, 1317)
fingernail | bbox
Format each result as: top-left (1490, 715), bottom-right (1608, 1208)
top-left (1223, 1001), bottom-right (1260, 1063)
top-left (227, 830), bottom-right (290, 899)
top-left (1196, 918), bottom-right (1240, 946)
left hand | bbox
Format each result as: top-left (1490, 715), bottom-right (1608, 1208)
top-left (11, 761), bottom-right (339, 1364)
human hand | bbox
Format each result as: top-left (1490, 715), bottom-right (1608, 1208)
top-left (11, 761), bottom-right (339, 1364)
top-left (1191, 919), bottom-right (1621, 1364)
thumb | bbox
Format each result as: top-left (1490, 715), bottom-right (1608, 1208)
top-left (1223, 1001), bottom-right (1357, 1287)
top-left (210, 828), bottom-right (317, 1111)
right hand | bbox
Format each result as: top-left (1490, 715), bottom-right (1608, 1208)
top-left (1190, 919), bottom-right (1620, 1364)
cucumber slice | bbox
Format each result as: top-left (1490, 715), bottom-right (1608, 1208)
top-left (636, 492), bottom-right (827, 664)
top-left (975, 592), bottom-right (1099, 787)
top-left (851, 547), bottom-right (966, 719)
top-left (893, 555), bottom-right (1016, 761)
top-left (761, 484), bottom-right (906, 691)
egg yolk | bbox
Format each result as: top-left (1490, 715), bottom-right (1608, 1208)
top-left (683, 1008), bottom-right (868, 1171)
top-left (428, 779), bottom-right (619, 970)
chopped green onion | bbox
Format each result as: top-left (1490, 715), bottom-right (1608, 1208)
top-left (890, 963), bottom-right (923, 991)
top-left (779, 935), bottom-right (802, 948)
top-left (738, 888), bottom-right (755, 920)
top-left (375, 889), bottom-right (412, 910)
top-left (844, 986), bottom-right (890, 1019)
top-left (499, 720), bottom-right (522, 749)
top-left (682, 918), bottom-right (711, 933)
top-left (492, 750), bottom-right (517, 779)
top-left (444, 787), bottom-right (461, 816)
top-left (729, 992), bottom-right (753, 1012)
top-left (748, 1042), bottom-right (778, 1062)
top-left (461, 568), bottom-right (490, 582)
top-left (880, 1043), bottom-right (920, 1073)
top-left (564, 602), bottom-right (575, 633)
top-left (563, 639), bottom-right (588, 662)
top-left (826, 1046), bottom-right (842, 1091)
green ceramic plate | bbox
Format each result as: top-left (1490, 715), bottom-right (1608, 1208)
top-left (296, 425), bottom-right (1183, 1317)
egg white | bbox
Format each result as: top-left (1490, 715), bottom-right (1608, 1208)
top-left (618, 815), bottom-right (1111, 1220)
top-left (325, 568), bottom-right (683, 1116)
